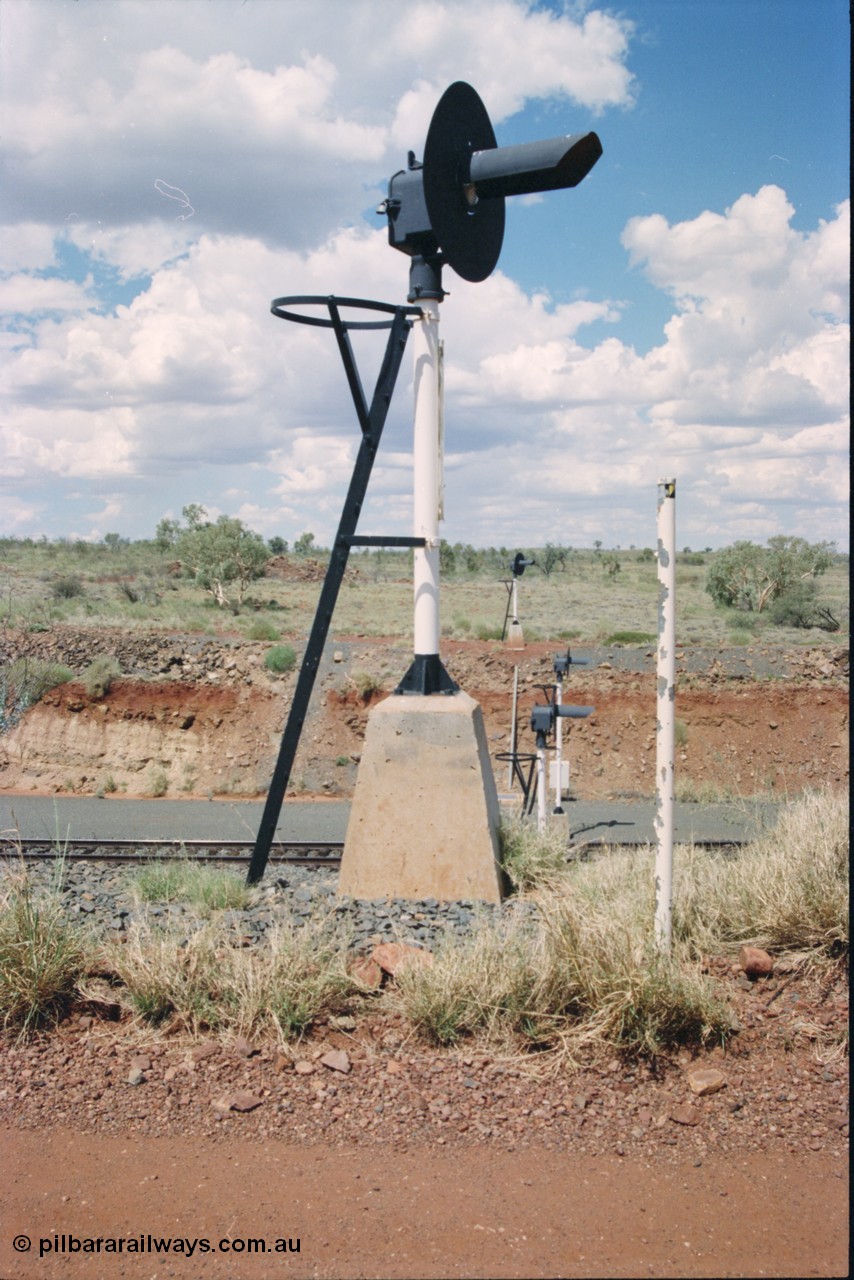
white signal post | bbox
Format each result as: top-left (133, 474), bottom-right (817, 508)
top-left (536, 735), bottom-right (548, 834)
top-left (412, 298), bottom-right (442, 658)
top-left (654, 478), bottom-right (676, 950)
top-left (553, 670), bottom-right (564, 814)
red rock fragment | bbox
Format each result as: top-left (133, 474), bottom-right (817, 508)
top-left (190, 1041), bottom-right (219, 1063)
top-left (212, 1090), bottom-right (263, 1113)
top-left (230, 1090), bottom-right (263, 1112)
top-left (231, 1035), bottom-right (258, 1059)
top-left (320, 1049), bottom-right (351, 1074)
top-left (687, 1067), bottom-right (727, 1097)
top-left (350, 956), bottom-right (383, 989)
top-left (738, 945), bottom-right (774, 978)
top-left (370, 942), bottom-right (433, 976)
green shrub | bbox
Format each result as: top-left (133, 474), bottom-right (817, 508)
top-left (247, 619), bottom-right (280, 641)
top-left (132, 860), bottom-right (252, 913)
top-left (605, 630), bottom-right (656, 645)
top-left (351, 671), bottom-right (382, 700)
top-left (51, 575), bottom-right (85, 600)
top-left (474, 622), bottom-right (503, 641)
top-left (1, 658), bottom-right (74, 731)
top-left (82, 656), bottom-right (121, 698)
top-left (264, 644), bottom-right (297, 674)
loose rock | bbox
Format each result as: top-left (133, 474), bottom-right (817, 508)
top-left (739, 945), bottom-right (774, 978)
top-left (687, 1068), bottom-right (727, 1097)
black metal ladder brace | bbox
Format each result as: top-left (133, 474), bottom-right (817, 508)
top-left (247, 301), bottom-right (422, 884)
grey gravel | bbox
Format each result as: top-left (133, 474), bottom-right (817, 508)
top-left (2, 857), bottom-right (539, 951)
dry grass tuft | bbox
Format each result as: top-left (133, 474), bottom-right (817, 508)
top-left (674, 788), bottom-right (848, 963)
top-left (0, 866), bottom-right (92, 1038)
top-left (102, 907), bottom-right (355, 1042)
top-left (398, 789), bottom-right (847, 1063)
top-left (499, 816), bottom-right (568, 890)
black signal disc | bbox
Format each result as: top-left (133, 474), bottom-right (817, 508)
top-left (423, 81), bottom-right (505, 283)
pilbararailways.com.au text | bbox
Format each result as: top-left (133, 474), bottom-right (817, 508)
top-left (37, 1234), bottom-right (300, 1258)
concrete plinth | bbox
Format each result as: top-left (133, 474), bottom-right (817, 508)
top-left (339, 691), bottom-right (505, 903)
top-left (506, 620), bottom-right (525, 649)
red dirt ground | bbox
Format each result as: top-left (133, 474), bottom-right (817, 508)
top-left (3, 1131), bottom-right (847, 1279)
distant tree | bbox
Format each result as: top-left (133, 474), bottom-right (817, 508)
top-left (103, 532), bottom-right (125, 552)
top-left (593, 540), bottom-right (603, 553)
top-left (268, 536), bottom-right (288, 555)
top-left (182, 503), bottom-right (208, 531)
top-left (439, 540), bottom-right (456, 575)
top-left (461, 543), bottom-right (481, 574)
top-left (166, 506), bottom-right (270, 611)
top-left (539, 542), bottom-right (567, 578)
top-left (706, 537), bottom-right (836, 613)
top-left (602, 552), bottom-right (621, 580)
top-left (155, 518), bottom-right (181, 551)
top-left (293, 531), bottom-right (316, 558)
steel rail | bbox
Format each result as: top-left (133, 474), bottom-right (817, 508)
top-left (2, 836), bottom-right (746, 867)
top-left (1, 838), bottom-right (344, 868)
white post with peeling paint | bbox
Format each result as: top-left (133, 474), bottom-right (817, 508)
top-left (655, 478), bottom-right (676, 951)
top-left (412, 299), bottom-right (441, 657)
top-left (508, 664), bottom-right (519, 789)
top-left (536, 736), bottom-right (548, 834)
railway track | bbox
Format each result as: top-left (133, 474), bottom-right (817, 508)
top-left (2, 835), bottom-right (745, 870)
top-left (0, 837), bottom-right (344, 868)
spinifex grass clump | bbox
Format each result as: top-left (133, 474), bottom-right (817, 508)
top-left (401, 789), bottom-right (847, 1062)
top-left (100, 925), bottom-right (232, 1029)
top-left (499, 817), bottom-right (568, 890)
top-left (104, 909), bottom-right (355, 1041)
top-left (232, 914), bottom-right (355, 1040)
top-left (264, 644), bottom-right (296, 674)
top-left (131, 859), bottom-right (253, 914)
top-left (532, 868), bottom-right (730, 1059)
top-left (0, 869), bottom-right (91, 1037)
top-left (396, 849), bottom-right (731, 1063)
top-left (674, 788), bottom-right (848, 964)
top-left (395, 918), bottom-right (543, 1047)
top-left (81, 655), bottom-right (121, 698)
top-left (396, 834), bottom-right (733, 1062)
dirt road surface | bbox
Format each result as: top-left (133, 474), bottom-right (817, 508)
top-left (3, 1129), bottom-right (848, 1279)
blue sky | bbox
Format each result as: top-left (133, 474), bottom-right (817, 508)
top-left (0, 0), bottom-right (848, 553)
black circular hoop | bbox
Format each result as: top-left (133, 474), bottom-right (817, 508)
top-left (270, 295), bottom-right (422, 330)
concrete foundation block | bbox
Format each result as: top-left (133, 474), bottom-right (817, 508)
top-left (339, 690), bottom-right (506, 903)
top-left (506, 620), bottom-right (525, 649)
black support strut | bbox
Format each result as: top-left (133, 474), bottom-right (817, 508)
top-left (247, 298), bottom-right (421, 885)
